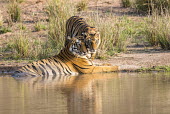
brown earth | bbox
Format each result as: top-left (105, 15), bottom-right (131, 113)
top-left (0, 0), bottom-right (170, 73)
top-left (95, 45), bottom-right (170, 71)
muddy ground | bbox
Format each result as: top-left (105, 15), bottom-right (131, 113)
top-left (0, 0), bottom-right (170, 73)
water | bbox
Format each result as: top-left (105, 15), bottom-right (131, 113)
top-left (0, 73), bottom-right (170, 114)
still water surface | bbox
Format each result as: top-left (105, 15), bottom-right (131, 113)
top-left (0, 73), bottom-right (170, 114)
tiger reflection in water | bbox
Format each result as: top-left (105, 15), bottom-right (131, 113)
top-left (13, 73), bottom-right (118, 114)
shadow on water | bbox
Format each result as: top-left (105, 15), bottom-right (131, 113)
top-left (1, 72), bottom-right (170, 114)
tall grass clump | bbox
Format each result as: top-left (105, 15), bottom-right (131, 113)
top-left (46, 0), bottom-right (76, 53)
top-left (10, 33), bottom-right (30, 58)
top-left (76, 0), bottom-right (88, 11)
top-left (0, 10), bottom-right (3, 26)
top-left (135, 0), bottom-right (170, 14)
top-left (144, 14), bottom-right (170, 49)
top-left (15, 0), bottom-right (25, 3)
top-left (5, 32), bottom-right (56, 59)
top-left (122, 0), bottom-right (134, 7)
top-left (34, 22), bottom-right (46, 32)
top-left (8, 1), bottom-right (21, 22)
top-left (0, 26), bottom-right (11, 34)
top-left (8, 0), bottom-right (25, 3)
top-left (88, 16), bottom-right (138, 57)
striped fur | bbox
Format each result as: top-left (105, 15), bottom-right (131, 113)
top-left (65, 16), bottom-right (101, 60)
top-left (12, 37), bottom-right (118, 77)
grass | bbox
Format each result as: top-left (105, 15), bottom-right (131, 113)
top-left (0, 26), bottom-right (11, 34)
top-left (1, 0), bottom-right (170, 61)
top-left (136, 0), bottom-right (170, 14)
top-left (137, 66), bottom-right (170, 72)
top-left (15, 0), bottom-right (25, 3)
top-left (7, 1), bottom-right (21, 22)
top-left (3, 32), bottom-right (55, 60)
top-left (46, 0), bottom-right (76, 52)
top-left (2, 0), bottom-right (77, 60)
top-left (144, 14), bottom-right (170, 49)
top-left (0, 10), bottom-right (3, 26)
top-left (12, 33), bottom-right (30, 58)
top-left (121, 0), bottom-right (170, 14)
top-left (76, 0), bottom-right (88, 11)
top-left (122, 0), bottom-right (133, 8)
top-left (34, 22), bottom-right (46, 32)
top-left (8, 33), bottom-right (30, 58)
top-left (87, 15), bottom-right (145, 57)
top-left (18, 23), bottom-right (26, 30)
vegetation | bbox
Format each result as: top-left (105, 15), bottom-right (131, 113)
top-left (88, 16), bottom-right (144, 57)
top-left (0, 10), bottom-right (3, 26)
top-left (137, 66), bottom-right (170, 72)
top-left (4, 32), bottom-right (54, 60)
top-left (15, 0), bottom-right (25, 3)
top-left (18, 23), bottom-right (26, 30)
top-left (76, 0), bottom-right (88, 11)
top-left (0, 26), bottom-right (11, 34)
top-left (7, 1), bottom-right (21, 22)
top-left (144, 14), bottom-right (170, 49)
top-left (135, 0), bottom-right (170, 14)
top-left (0, 0), bottom-right (170, 61)
top-left (122, 0), bottom-right (133, 8)
top-left (46, 0), bottom-right (76, 52)
top-left (34, 22), bottom-right (46, 32)
top-left (122, 0), bottom-right (170, 14)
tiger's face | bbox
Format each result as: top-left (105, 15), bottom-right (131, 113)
top-left (82, 27), bottom-right (101, 58)
top-left (69, 37), bottom-right (88, 57)
top-left (69, 33), bottom-right (100, 59)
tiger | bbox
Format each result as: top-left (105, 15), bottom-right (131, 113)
top-left (65, 16), bottom-right (100, 60)
top-left (12, 36), bottom-right (118, 77)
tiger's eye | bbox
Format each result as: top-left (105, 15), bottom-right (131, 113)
top-left (89, 34), bottom-right (95, 36)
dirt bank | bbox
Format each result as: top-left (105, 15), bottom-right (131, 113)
top-left (95, 46), bottom-right (170, 71)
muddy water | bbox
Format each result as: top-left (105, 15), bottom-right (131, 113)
top-left (0, 73), bottom-right (170, 114)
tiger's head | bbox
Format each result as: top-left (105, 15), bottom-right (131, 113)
top-left (82, 27), bottom-right (101, 59)
top-left (69, 29), bottom-right (101, 59)
top-left (68, 36), bottom-right (89, 58)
